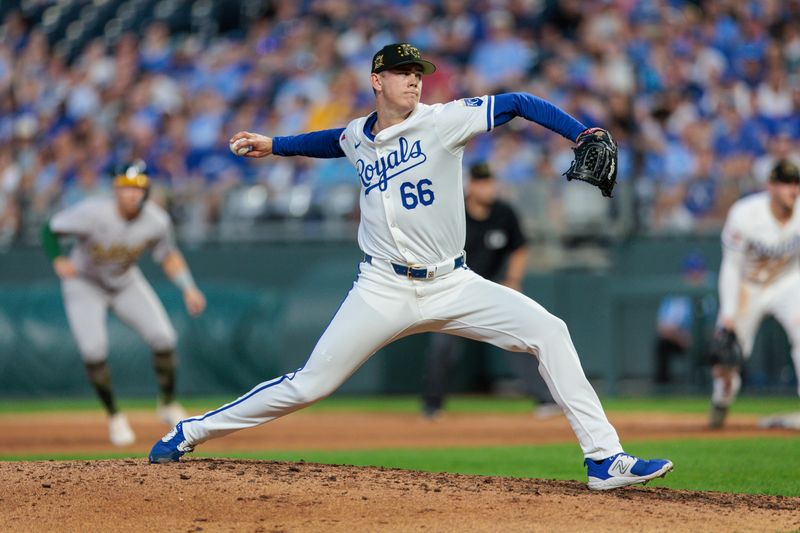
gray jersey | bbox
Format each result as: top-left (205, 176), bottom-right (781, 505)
top-left (50, 197), bottom-right (176, 289)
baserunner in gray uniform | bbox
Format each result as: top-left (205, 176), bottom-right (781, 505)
top-left (41, 161), bottom-right (206, 446)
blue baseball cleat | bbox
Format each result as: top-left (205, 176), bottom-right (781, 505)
top-left (586, 452), bottom-right (673, 490)
top-left (149, 421), bottom-right (194, 464)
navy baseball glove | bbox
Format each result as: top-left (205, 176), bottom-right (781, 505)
top-left (564, 127), bottom-right (618, 197)
top-left (708, 328), bottom-right (744, 370)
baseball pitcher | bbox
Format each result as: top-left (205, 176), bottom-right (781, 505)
top-left (150, 43), bottom-right (672, 489)
top-left (710, 160), bottom-right (800, 429)
top-left (42, 162), bottom-right (206, 446)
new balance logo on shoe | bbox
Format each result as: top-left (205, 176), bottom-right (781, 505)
top-left (610, 456), bottom-right (634, 474)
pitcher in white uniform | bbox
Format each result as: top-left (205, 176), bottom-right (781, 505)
top-left (710, 160), bottom-right (800, 430)
top-left (42, 161), bottom-right (206, 446)
top-left (150, 43), bottom-right (673, 490)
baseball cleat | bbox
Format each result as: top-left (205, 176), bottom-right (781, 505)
top-left (149, 421), bottom-right (194, 464)
top-left (156, 401), bottom-right (188, 427)
top-left (108, 413), bottom-right (136, 447)
top-left (586, 452), bottom-right (673, 490)
top-left (708, 404), bottom-right (728, 429)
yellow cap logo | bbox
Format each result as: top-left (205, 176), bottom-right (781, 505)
top-left (373, 54), bottom-right (384, 71)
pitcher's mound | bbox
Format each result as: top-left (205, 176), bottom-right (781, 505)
top-left (3, 459), bottom-right (800, 532)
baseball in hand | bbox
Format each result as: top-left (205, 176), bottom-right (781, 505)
top-left (229, 140), bottom-right (252, 156)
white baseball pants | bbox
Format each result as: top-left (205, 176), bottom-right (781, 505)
top-left (732, 271), bottom-right (800, 362)
top-left (62, 270), bottom-right (177, 363)
top-left (183, 258), bottom-right (623, 460)
top-left (714, 270), bottom-right (800, 406)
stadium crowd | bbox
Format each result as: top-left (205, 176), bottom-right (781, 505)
top-left (1, 0), bottom-right (799, 248)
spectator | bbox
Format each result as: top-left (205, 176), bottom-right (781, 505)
top-left (60, 162), bottom-right (111, 207)
top-left (653, 252), bottom-right (715, 385)
top-left (0, 1), bottom-right (797, 246)
top-left (0, 146), bottom-right (21, 247)
top-left (468, 10), bottom-right (533, 93)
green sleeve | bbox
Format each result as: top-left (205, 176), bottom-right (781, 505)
top-left (41, 222), bottom-right (64, 261)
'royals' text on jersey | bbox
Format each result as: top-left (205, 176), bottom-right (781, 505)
top-left (722, 192), bottom-right (800, 284)
top-left (50, 197), bottom-right (177, 289)
top-left (339, 96), bottom-right (495, 265)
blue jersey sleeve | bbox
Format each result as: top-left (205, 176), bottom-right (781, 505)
top-left (493, 93), bottom-right (585, 142)
top-left (272, 128), bottom-right (346, 158)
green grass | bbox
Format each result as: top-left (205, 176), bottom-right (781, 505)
top-left (4, 436), bottom-right (799, 496)
top-left (1, 394), bottom-right (798, 415)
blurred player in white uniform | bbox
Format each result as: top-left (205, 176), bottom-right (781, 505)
top-left (150, 43), bottom-right (673, 490)
top-left (42, 162), bottom-right (206, 445)
top-left (711, 160), bottom-right (800, 429)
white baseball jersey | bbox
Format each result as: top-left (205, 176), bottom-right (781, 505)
top-left (721, 192), bottom-right (800, 286)
top-left (338, 96), bottom-right (495, 265)
top-left (50, 197), bottom-right (177, 289)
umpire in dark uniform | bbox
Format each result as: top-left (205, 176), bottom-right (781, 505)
top-left (422, 162), bottom-right (558, 417)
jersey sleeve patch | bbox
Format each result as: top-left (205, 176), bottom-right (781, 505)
top-left (435, 96), bottom-right (493, 151)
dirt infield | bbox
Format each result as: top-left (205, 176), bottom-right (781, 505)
top-left (2, 410), bottom-right (800, 532)
top-left (2, 459), bottom-right (800, 532)
top-left (0, 409), bottom-right (792, 455)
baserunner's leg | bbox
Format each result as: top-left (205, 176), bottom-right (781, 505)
top-left (62, 278), bottom-right (115, 412)
top-left (111, 272), bottom-right (179, 409)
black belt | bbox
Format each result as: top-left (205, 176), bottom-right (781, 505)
top-left (364, 254), bottom-right (466, 279)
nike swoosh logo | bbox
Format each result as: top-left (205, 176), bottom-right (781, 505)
top-left (354, 141), bottom-right (361, 149)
